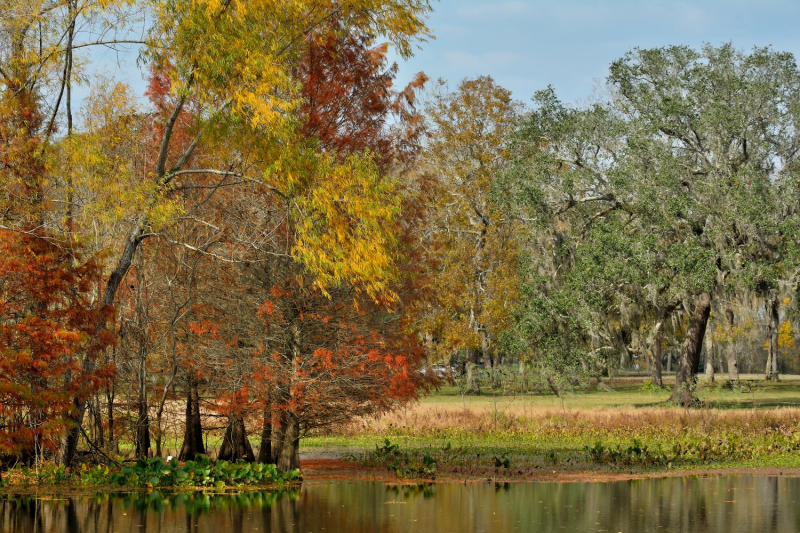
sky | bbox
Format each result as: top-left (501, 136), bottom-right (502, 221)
top-left (80, 0), bottom-right (800, 111)
top-left (388, 0), bottom-right (800, 106)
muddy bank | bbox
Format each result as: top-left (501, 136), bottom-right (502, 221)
top-left (300, 455), bottom-right (800, 484)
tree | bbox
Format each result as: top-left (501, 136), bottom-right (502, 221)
top-left (609, 44), bottom-right (800, 402)
top-left (59, 0), bottom-right (431, 466)
top-left (0, 230), bottom-right (114, 461)
top-left (501, 45), bottom-right (800, 405)
top-left (153, 19), bottom-right (432, 468)
top-left (421, 76), bottom-right (523, 390)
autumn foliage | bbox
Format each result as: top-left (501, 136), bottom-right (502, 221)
top-left (251, 276), bottom-right (429, 430)
top-left (0, 0), bottom-right (439, 474)
top-left (0, 230), bottom-right (114, 458)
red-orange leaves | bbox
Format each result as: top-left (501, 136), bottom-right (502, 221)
top-left (0, 230), bottom-right (114, 457)
top-left (312, 348), bottom-right (335, 367)
top-left (188, 320), bottom-right (220, 338)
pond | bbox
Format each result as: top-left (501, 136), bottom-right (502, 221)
top-left (1, 475), bottom-right (799, 532)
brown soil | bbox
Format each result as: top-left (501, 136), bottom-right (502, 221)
top-left (300, 457), bottom-right (800, 484)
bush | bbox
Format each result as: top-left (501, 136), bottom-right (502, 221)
top-left (2, 457), bottom-right (300, 488)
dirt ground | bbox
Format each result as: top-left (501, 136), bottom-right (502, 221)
top-left (299, 455), bottom-right (800, 484)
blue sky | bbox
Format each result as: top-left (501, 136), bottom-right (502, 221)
top-left (81, 1), bottom-right (800, 110)
top-left (389, 0), bottom-right (800, 105)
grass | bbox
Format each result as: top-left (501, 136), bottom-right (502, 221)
top-left (301, 374), bottom-right (800, 478)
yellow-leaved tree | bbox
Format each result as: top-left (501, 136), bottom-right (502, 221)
top-left (419, 76), bottom-right (523, 390)
top-left (2, 0), bottom-right (433, 465)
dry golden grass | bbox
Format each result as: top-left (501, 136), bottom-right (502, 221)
top-left (355, 402), bottom-right (800, 438)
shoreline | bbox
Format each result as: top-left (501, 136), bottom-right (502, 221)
top-left (3, 462), bottom-right (800, 496)
top-left (300, 455), bottom-right (800, 484)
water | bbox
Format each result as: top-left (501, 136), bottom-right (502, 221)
top-left (2, 475), bottom-right (799, 532)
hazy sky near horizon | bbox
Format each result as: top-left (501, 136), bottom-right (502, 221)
top-left (388, 0), bottom-right (800, 105)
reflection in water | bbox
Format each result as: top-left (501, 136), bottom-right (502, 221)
top-left (1, 475), bottom-right (800, 532)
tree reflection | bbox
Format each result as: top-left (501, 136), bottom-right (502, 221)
top-left (0, 477), bottom-right (798, 532)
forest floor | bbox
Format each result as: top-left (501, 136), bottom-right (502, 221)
top-left (300, 374), bottom-right (800, 483)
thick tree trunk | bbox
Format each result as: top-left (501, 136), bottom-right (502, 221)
top-left (217, 414), bottom-right (255, 462)
top-left (726, 343), bottom-right (740, 384)
top-left (277, 414), bottom-right (300, 472)
top-left (465, 362), bottom-right (479, 394)
top-left (766, 294), bottom-right (780, 381)
top-left (256, 405), bottom-right (272, 464)
top-left (704, 334), bottom-right (715, 384)
top-left (178, 377), bottom-right (205, 461)
top-left (670, 292), bottom-right (712, 406)
top-left (479, 327), bottom-right (497, 386)
top-left (724, 308), bottom-right (739, 384)
top-left (275, 324), bottom-right (302, 472)
top-left (56, 398), bottom-right (85, 466)
top-left (270, 407), bottom-right (288, 464)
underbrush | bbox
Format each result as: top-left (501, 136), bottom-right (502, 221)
top-left (1, 457), bottom-right (300, 489)
top-left (311, 406), bottom-right (800, 475)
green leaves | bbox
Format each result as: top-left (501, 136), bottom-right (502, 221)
top-left (86, 457), bottom-right (294, 488)
top-left (499, 44), bottom-right (800, 381)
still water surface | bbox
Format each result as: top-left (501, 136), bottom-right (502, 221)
top-left (1, 475), bottom-right (799, 533)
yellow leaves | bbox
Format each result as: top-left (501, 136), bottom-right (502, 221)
top-left (779, 320), bottom-right (796, 351)
top-left (420, 77), bottom-right (523, 352)
top-left (154, 0), bottom-right (431, 138)
top-left (291, 152), bottom-right (400, 301)
top-left (51, 79), bottom-right (152, 248)
top-left (762, 320), bottom-right (795, 353)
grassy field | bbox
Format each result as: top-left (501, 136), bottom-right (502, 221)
top-left (301, 374), bottom-right (800, 478)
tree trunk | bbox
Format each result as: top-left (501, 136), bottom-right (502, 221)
top-left (154, 374), bottom-right (175, 459)
top-left (724, 308), bottom-right (739, 384)
top-left (704, 334), bottom-right (715, 383)
top-left (134, 346), bottom-right (150, 459)
top-left (270, 407), bottom-right (288, 464)
top-left (217, 414), bottom-right (255, 462)
top-left (670, 292), bottom-right (712, 406)
top-left (178, 377), bottom-right (205, 461)
top-left (56, 398), bottom-right (85, 466)
top-left (277, 414), bottom-right (300, 472)
top-left (256, 405), bottom-right (272, 464)
top-left (135, 397), bottom-right (150, 459)
top-left (646, 316), bottom-right (666, 387)
top-left (766, 294), bottom-right (780, 381)
top-left (726, 342), bottom-right (740, 384)
top-left (105, 382), bottom-right (116, 453)
top-left (466, 361), bottom-right (480, 394)
top-left (91, 397), bottom-right (104, 450)
top-left (480, 328), bottom-right (491, 368)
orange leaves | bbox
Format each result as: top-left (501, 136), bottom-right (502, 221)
top-left (0, 230), bottom-right (115, 455)
top-left (270, 285), bottom-right (290, 298)
top-left (257, 299), bottom-right (276, 319)
top-left (188, 320), bottom-right (220, 338)
top-left (419, 76), bottom-right (523, 359)
top-left (312, 348), bottom-right (334, 367)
